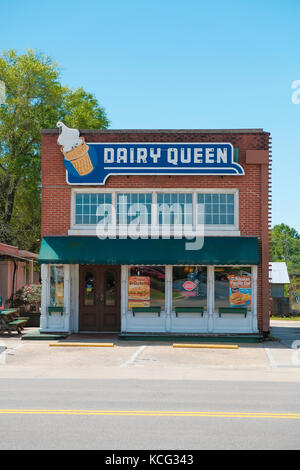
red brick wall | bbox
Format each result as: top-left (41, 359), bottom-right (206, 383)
top-left (41, 130), bottom-right (271, 333)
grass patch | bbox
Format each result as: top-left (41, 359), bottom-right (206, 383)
top-left (270, 316), bottom-right (300, 321)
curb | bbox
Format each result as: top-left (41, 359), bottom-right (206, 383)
top-left (173, 343), bottom-right (238, 350)
top-left (49, 342), bottom-right (114, 348)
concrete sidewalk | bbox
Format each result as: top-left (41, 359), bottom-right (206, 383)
top-left (0, 321), bottom-right (299, 382)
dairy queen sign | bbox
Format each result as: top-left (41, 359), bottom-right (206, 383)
top-left (57, 123), bottom-right (244, 184)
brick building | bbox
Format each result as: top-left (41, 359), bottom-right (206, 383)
top-left (38, 127), bottom-right (271, 337)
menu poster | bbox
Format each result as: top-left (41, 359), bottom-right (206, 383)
top-left (229, 275), bottom-right (251, 307)
top-left (128, 276), bottom-right (150, 308)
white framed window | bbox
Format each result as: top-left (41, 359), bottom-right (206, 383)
top-left (117, 193), bottom-right (152, 225)
top-left (69, 188), bottom-right (239, 236)
top-left (157, 193), bottom-right (193, 225)
top-left (75, 193), bottom-right (112, 225)
top-left (197, 193), bottom-right (235, 225)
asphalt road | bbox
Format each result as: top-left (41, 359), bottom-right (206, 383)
top-left (0, 321), bottom-right (300, 450)
top-left (0, 378), bottom-right (300, 450)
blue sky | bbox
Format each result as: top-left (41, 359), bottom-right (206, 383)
top-left (1, 0), bottom-right (299, 231)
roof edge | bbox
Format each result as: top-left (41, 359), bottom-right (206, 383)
top-left (41, 128), bottom-right (267, 135)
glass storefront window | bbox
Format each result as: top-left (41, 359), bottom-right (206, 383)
top-left (49, 266), bottom-right (64, 307)
top-left (172, 266), bottom-right (207, 310)
top-left (128, 266), bottom-right (165, 310)
top-left (214, 267), bottom-right (252, 310)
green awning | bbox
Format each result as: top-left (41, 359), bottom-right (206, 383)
top-left (38, 236), bottom-right (259, 265)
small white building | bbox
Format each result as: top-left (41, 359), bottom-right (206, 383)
top-left (270, 262), bottom-right (290, 316)
top-left (270, 262), bottom-right (290, 297)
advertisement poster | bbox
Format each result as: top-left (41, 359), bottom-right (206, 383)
top-left (181, 280), bottom-right (199, 297)
top-left (128, 276), bottom-right (150, 308)
top-left (229, 275), bottom-right (251, 307)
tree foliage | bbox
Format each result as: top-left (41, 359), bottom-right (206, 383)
top-left (271, 223), bottom-right (300, 274)
top-left (0, 49), bottom-right (109, 251)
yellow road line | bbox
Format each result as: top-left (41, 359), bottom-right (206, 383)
top-left (0, 409), bottom-right (299, 419)
top-left (173, 343), bottom-right (238, 349)
top-left (49, 343), bottom-right (114, 348)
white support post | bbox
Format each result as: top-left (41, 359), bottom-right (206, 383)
top-left (64, 264), bottom-right (71, 333)
top-left (71, 264), bottom-right (79, 333)
top-left (121, 265), bottom-right (128, 332)
top-left (40, 264), bottom-right (49, 330)
top-left (252, 265), bottom-right (258, 332)
top-left (165, 265), bottom-right (172, 332)
top-left (207, 266), bottom-right (214, 332)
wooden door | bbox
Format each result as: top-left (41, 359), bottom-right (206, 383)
top-left (79, 265), bottom-right (121, 332)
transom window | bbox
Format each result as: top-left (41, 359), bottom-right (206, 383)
top-left (157, 193), bottom-right (193, 225)
top-left (197, 193), bottom-right (234, 225)
top-left (75, 193), bottom-right (112, 225)
top-left (117, 193), bottom-right (152, 225)
top-left (73, 190), bottom-right (237, 229)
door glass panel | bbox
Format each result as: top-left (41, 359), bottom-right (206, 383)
top-left (105, 270), bottom-right (116, 306)
top-left (84, 271), bottom-right (95, 306)
top-left (50, 265), bottom-right (64, 307)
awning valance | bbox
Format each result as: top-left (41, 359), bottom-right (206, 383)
top-left (38, 236), bottom-right (259, 265)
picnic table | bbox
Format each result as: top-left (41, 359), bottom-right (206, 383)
top-left (0, 309), bottom-right (29, 335)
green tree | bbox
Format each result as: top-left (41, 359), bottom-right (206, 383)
top-left (0, 49), bottom-right (109, 251)
top-left (271, 224), bottom-right (300, 274)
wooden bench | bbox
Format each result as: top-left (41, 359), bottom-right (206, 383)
top-left (7, 319), bottom-right (29, 334)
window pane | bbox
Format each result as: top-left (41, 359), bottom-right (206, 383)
top-left (117, 193), bottom-right (152, 225)
top-left (158, 193), bottom-right (193, 225)
top-left (75, 193), bottom-right (112, 225)
top-left (105, 270), bottom-right (116, 306)
top-left (214, 267), bottom-right (252, 311)
top-left (197, 193), bottom-right (235, 225)
top-left (173, 266), bottom-right (207, 310)
top-left (84, 271), bottom-right (95, 306)
top-left (50, 266), bottom-right (64, 307)
top-left (129, 266), bottom-right (165, 310)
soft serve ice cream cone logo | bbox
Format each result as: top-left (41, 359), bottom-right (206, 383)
top-left (57, 121), bottom-right (94, 176)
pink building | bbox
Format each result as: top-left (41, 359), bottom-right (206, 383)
top-left (0, 243), bottom-right (38, 309)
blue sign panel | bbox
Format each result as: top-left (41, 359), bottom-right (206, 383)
top-left (64, 142), bottom-right (244, 185)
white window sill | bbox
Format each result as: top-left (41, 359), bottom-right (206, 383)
top-left (68, 227), bottom-right (240, 237)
